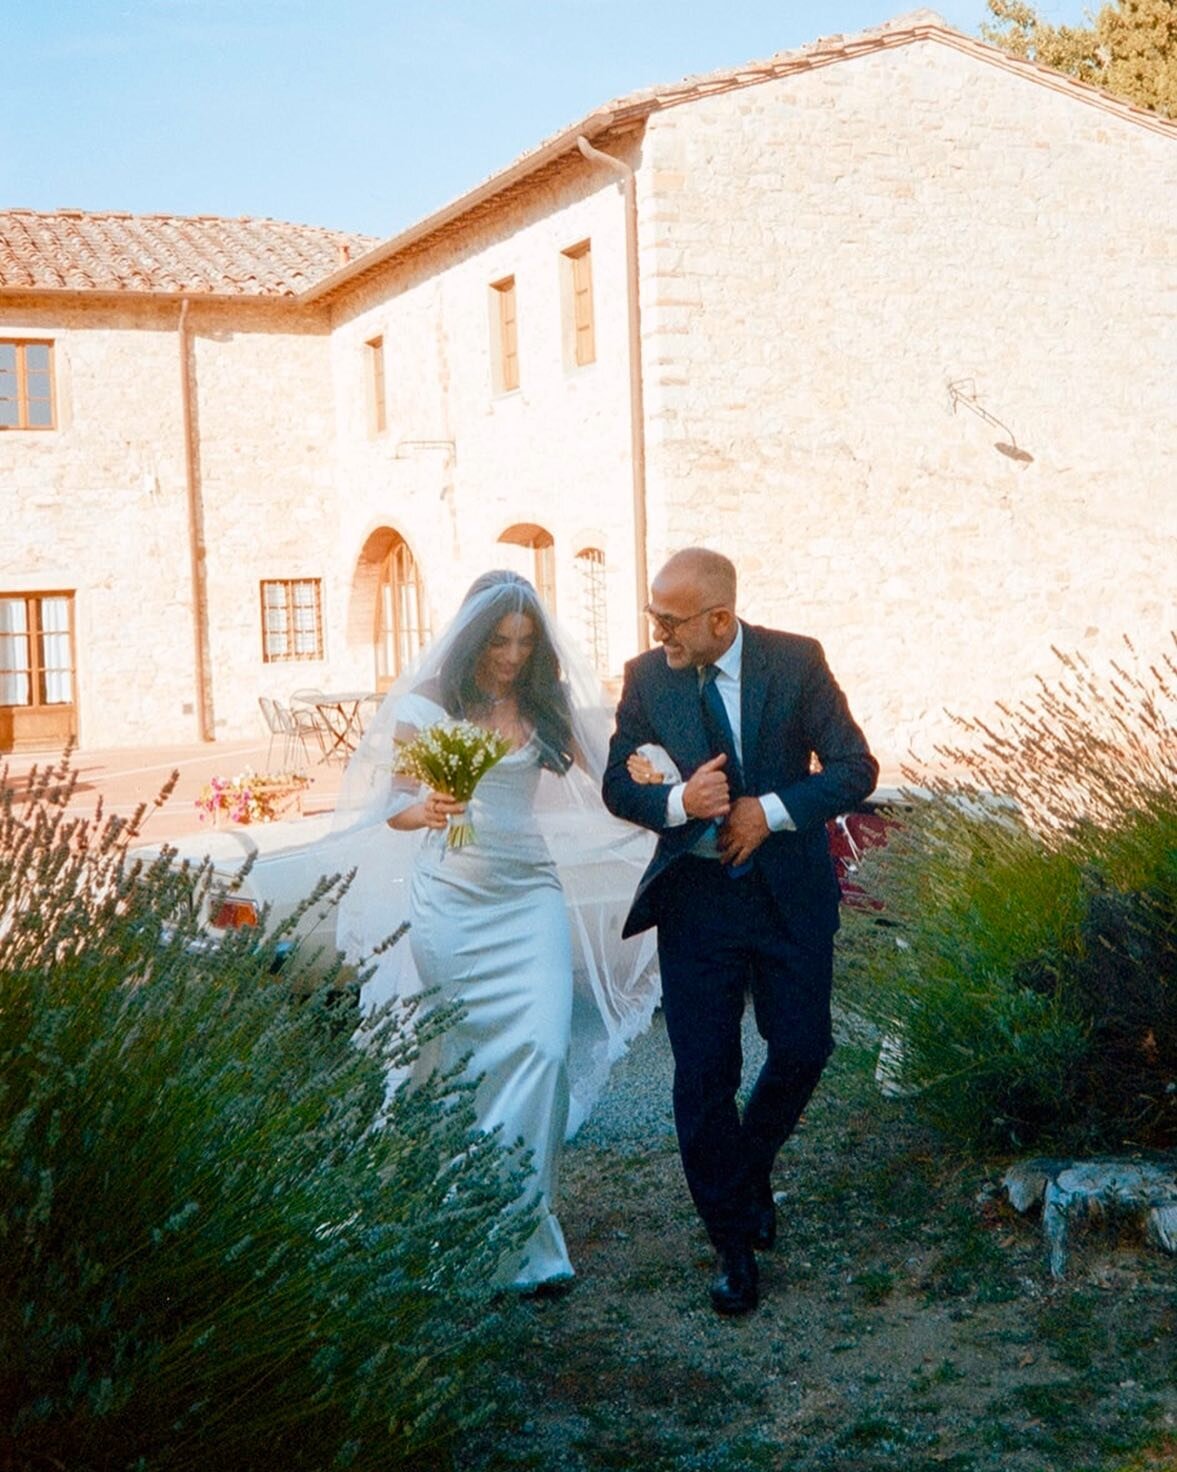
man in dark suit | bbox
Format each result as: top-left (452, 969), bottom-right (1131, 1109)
top-left (603, 548), bottom-right (877, 1315)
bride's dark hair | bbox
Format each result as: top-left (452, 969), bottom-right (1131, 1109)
top-left (437, 570), bottom-right (574, 774)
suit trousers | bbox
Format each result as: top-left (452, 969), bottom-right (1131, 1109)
top-left (656, 855), bottom-right (833, 1248)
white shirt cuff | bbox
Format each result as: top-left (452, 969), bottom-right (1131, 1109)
top-left (668, 786), bottom-right (793, 831)
top-left (759, 793), bottom-right (795, 832)
top-left (665, 783), bottom-right (688, 827)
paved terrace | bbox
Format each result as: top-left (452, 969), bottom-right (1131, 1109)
top-left (3, 742), bottom-right (907, 849)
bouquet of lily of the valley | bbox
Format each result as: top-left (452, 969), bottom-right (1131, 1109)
top-left (393, 720), bottom-right (513, 849)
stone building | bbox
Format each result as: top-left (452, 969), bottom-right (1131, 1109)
top-left (2, 11), bottom-right (1174, 766)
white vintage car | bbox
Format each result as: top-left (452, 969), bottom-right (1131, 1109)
top-left (132, 810), bottom-right (658, 995)
top-left (134, 815), bottom-right (364, 984)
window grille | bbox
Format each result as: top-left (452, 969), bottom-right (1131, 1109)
top-left (574, 547), bottom-right (608, 673)
top-left (261, 579), bottom-right (324, 663)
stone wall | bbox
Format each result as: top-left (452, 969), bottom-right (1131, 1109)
top-left (1, 297), bottom-right (197, 747)
top-left (187, 302), bottom-right (338, 739)
top-left (638, 37), bottom-right (1177, 770)
top-left (0, 296), bottom-right (337, 747)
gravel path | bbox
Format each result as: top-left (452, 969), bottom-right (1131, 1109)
top-left (466, 1002), bottom-right (1177, 1472)
top-left (572, 1009), bottom-right (679, 1149)
top-left (573, 1004), bottom-right (825, 1150)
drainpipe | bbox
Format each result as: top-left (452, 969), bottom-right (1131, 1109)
top-left (178, 298), bottom-right (213, 741)
top-left (576, 135), bottom-right (650, 653)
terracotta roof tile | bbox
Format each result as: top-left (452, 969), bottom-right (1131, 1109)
top-left (0, 209), bottom-right (379, 297)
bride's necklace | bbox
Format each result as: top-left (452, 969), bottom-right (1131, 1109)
top-left (471, 688), bottom-right (527, 747)
top-left (473, 685), bottom-right (512, 710)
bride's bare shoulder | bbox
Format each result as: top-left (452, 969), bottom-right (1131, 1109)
top-left (395, 682), bottom-right (447, 729)
top-left (413, 676), bottom-right (444, 705)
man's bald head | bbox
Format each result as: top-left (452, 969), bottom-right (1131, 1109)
top-left (657, 548), bottom-right (738, 612)
top-left (647, 549), bottom-right (739, 670)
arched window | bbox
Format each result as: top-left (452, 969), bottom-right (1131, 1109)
top-left (574, 547), bottom-right (609, 674)
top-left (375, 534), bottom-right (428, 690)
top-left (497, 523), bottom-right (555, 612)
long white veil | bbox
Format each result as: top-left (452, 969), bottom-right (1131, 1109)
top-left (332, 570), bottom-right (659, 1136)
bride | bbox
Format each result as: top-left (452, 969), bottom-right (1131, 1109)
top-left (333, 570), bottom-right (658, 1290)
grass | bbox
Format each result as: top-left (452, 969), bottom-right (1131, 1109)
top-left (461, 1024), bottom-right (1177, 1472)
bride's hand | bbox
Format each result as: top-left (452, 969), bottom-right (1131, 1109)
top-left (418, 791), bottom-right (466, 830)
top-left (626, 751), bottom-right (665, 785)
top-left (387, 791), bottom-right (466, 831)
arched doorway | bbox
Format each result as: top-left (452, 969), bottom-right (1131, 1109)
top-left (497, 523), bottom-right (555, 613)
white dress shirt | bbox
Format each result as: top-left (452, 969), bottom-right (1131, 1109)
top-left (664, 623), bottom-right (795, 832)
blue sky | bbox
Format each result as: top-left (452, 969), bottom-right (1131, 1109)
top-left (5, 0), bottom-right (1089, 239)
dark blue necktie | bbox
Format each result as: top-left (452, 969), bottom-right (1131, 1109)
top-left (700, 664), bottom-right (743, 797)
top-left (700, 664), bottom-right (750, 876)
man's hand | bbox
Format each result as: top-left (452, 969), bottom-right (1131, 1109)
top-left (682, 753), bottom-right (731, 821)
top-left (718, 797), bottom-right (770, 867)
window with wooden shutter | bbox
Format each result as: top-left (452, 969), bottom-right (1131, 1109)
top-left (366, 335), bottom-right (386, 434)
top-left (490, 277), bottom-right (519, 393)
top-left (561, 242), bottom-right (595, 368)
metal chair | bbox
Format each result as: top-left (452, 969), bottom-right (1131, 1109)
top-left (259, 696), bottom-right (320, 770)
top-left (282, 700), bottom-right (328, 767)
top-left (258, 696), bottom-right (286, 771)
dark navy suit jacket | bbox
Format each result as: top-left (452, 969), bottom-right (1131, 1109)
top-left (602, 623), bottom-right (878, 940)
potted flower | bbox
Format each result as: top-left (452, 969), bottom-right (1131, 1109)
top-left (195, 769), bottom-right (311, 827)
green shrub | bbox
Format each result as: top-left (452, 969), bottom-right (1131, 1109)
top-left (0, 756), bottom-right (533, 1471)
top-left (843, 640), bottom-right (1176, 1152)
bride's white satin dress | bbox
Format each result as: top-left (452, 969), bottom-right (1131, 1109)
top-left (408, 730), bottom-right (575, 1288)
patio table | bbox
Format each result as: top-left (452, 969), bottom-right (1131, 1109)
top-left (309, 691), bottom-right (376, 763)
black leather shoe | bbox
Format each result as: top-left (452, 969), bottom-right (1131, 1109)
top-left (751, 1196), bottom-right (777, 1252)
top-left (709, 1241), bottom-right (759, 1315)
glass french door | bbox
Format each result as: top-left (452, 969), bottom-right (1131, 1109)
top-left (0, 592), bottom-right (77, 751)
top-left (375, 537), bottom-right (428, 692)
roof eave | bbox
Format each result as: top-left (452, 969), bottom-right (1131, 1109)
top-left (613, 21), bottom-right (1177, 141)
top-left (300, 107), bottom-right (624, 306)
top-left (928, 24), bottom-right (1177, 140)
top-left (0, 285), bottom-right (315, 307)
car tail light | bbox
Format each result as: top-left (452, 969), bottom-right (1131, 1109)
top-left (210, 896), bottom-right (260, 930)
